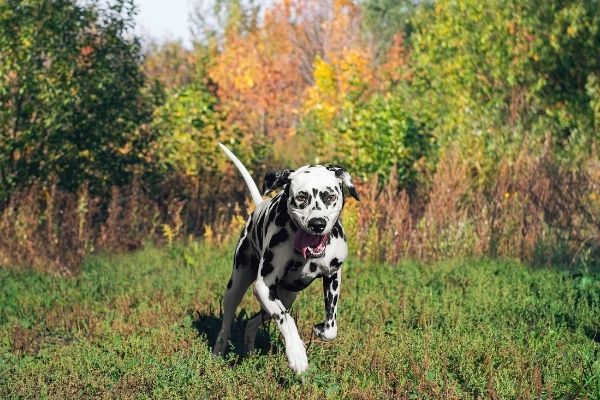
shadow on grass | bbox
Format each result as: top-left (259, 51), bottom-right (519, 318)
top-left (191, 310), bottom-right (276, 360)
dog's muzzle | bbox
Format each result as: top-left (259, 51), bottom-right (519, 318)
top-left (293, 230), bottom-right (329, 259)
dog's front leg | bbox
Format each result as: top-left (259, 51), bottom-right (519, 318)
top-left (313, 268), bottom-right (341, 341)
top-left (253, 277), bottom-right (308, 373)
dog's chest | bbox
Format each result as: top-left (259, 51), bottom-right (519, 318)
top-left (279, 238), bottom-right (347, 291)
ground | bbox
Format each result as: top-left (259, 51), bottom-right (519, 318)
top-left (1, 241), bottom-right (599, 399)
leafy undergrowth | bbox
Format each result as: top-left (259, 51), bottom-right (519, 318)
top-left (1, 242), bottom-right (599, 399)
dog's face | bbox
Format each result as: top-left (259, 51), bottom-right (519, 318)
top-left (287, 166), bottom-right (344, 235)
top-left (263, 165), bottom-right (359, 236)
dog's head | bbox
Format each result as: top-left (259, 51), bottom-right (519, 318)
top-left (264, 165), bottom-right (359, 258)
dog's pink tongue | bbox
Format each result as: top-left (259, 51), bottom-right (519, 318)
top-left (293, 230), bottom-right (328, 259)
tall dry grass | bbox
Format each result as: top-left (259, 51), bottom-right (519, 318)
top-left (1, 150), bottom-right (598, 274)
top-left (344, 146), bottom-right (599, 267)
top-left (0, 172), bottom-right (247, 274)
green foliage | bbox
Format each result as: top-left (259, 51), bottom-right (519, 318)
top-left (361, 0), bottom-right (421, 58)
top-left (1, 243), bottom-right (599, 398)
top-left (152, 82), bottom-right (223, 176)
top-left (334, 93), bottom-right (429, 188)
top-left (0, 0), bottom-right (154, 199)
top-left (150, 77), bottom-right (268, 179)
top-left (190, 0), bottom-right (260, 45)
top-left (409, 0), bottom-right (600, 179)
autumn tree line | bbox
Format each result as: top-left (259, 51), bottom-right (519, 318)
top-left (0, 0), bottom-right (598, 273)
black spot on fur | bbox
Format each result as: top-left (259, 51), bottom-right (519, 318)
top-left (264, 170), bottom-right (293, 194)
top-left (310, 262), bottom-right (317, 272)
top-left (227, 278), bottom-right (232, 289)
top-left (331, 225), bottom-right (339, 238)
top-left (257, 210), bottom-right (266, 233)
top-left (293, 279), bottom-right (305, 288)
top-left (284, 260), bottom-right (295, 275)
top-left (269, 229), bottom-right (289, 248)
top-left (330, 258), bottom-right (341, 269)
top-left (268, 285), bottom-right (277, 301)
top-left (320, 190), bottom-right (336, 209)
top-left (296, 192), bottom-right (311, 210)
top-left (266, 208), bottom-right (277, 226)
top-left (333, 294), bottom-right (338, 306)
top-left (280, 275), bottom-right (315, 292)
top-left (235, 251), bottom-right (248, 268)
top-left (279, 280), bottom-right (298, 292)
top-left (275, 211), bottom-right (289, 227)
top-left (332, 278), bottom-right (339, 291)
top-left (257, 212), bottom-right (267, 250)
top-left (275, 195), bottom-right (289, 226)
top-left (235, 238), bottom-right (250, 267)
top-left (325, 322), bottom-right (330, 329)
top-left (331, 320), bottom-right (335, 327)
top-left (304, 170), bottom-right (310, 173)
top-left (337, 224), bottom-right (345, 239)
top-left (250, 254), bottom-right (259, 274)
top-left (283, 260), bottom-right (302, 277)
top-left (261, 251), bottom-right (275, 276)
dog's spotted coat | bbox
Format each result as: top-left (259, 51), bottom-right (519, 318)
top-left (212, 144), bottom-right (359, 373)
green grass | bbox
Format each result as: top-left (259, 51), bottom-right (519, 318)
top-left (1, 242), bottom-right (599, 399)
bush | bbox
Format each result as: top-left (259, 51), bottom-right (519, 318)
top-left (334, 92), bottom-right (429, 189)
top-left (0, 0), bottom-right (155, 200)
top-left (409, 0), bottom-right (600, 177)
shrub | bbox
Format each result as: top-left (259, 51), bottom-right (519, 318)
top-left (0, 0), bottom-right (155, 200)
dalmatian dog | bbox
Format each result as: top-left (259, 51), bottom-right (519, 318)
top-left (212, 143), bottom-right (359, 373)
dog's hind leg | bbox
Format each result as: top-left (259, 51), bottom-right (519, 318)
top-left (212, 231), bottom-right (257, 356)
top-left (244, 289), bottom-right (297, 353)
top-left (244, 311), bottom-right (267, 354)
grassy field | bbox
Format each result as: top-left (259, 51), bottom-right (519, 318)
top-left (1, 241), bottom-right (599, 399)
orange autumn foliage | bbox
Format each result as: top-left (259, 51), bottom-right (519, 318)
top-left (209, 2), bottom-right (305, 145)
top-left (209, 0), bottom-right (392, 149)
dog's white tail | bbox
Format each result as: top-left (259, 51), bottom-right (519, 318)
top-left (218, 142), bottom-right (263, 206)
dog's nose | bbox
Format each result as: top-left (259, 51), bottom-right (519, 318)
top-left (308, 218), bottom-right (327, 234)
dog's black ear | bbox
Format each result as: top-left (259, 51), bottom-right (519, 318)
top-left (263, 169), bottom-right (294, 195)
top-left (326, 165), bottom-right (360, 201)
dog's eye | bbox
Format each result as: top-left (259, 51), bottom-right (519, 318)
top-left (327, 194), bottom-right (336, 203)
top-left (295, 194), bottom-right (306, 203)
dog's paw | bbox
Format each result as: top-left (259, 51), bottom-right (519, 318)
top-left (285, 339), bottom-right (308, 373)
top-left (244, 340), bottom-right (256, 355)
top-left (313, 322), bottom-right (337, 341)
top-left (212, 331), bottom-right (230, 356)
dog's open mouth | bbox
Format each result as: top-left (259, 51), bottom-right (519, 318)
top-left (293, 230), bottom-right (329, 259)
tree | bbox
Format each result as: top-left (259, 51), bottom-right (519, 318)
top-left (409, 0), bottom-right (600, 177)
top-left (151, 81), bottom-right (224, 177)
top-left (335, 92), bottom-right (428, 189)
top-left (361, 0), bottom-right (422, 62)
top-left (0, 0), bottom-right (155, 200)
